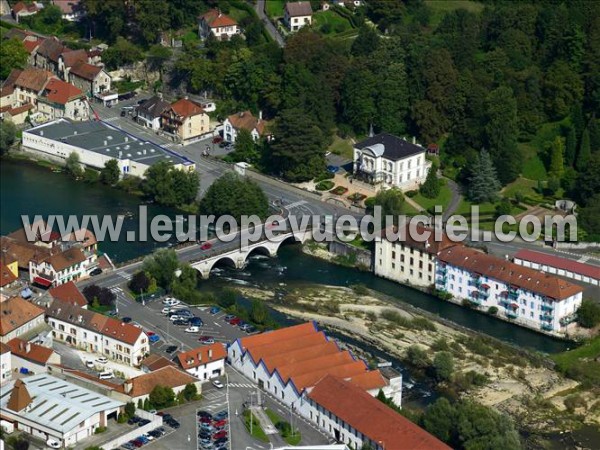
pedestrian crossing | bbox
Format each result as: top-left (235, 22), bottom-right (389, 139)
top-left (118, 272), bottom-right (133, 280)
top-left (110, 286), bottom-right (124, 294)
top-left (227, 382), bottom-right (255, 388)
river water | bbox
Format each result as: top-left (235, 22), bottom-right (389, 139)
top-left (0, 159), bottom-right (571, 354)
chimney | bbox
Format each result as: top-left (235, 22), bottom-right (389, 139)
top-left (124, 380), bottom-right (133, 394)
top-left (258, 110), bottom-right (263, 121)
top-left (78, 315), bottom-right (83, 323)
top-left (412, 136), bottom-right (416, 144)
top-left (197, 352), bottom-right (202, 362)
top-left (19, 341), bottom-right (24, 351)
top-left (184, 95), bottom-right (189, 100)
top-left (25, 342), bottom-right (31, 353)
top-left (208, 349), bottom-right (213, 359)
top-left (240, 111), bottom-right (244, 117)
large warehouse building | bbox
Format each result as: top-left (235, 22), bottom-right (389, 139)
top-left (22, 119), bottom-right (196, 177)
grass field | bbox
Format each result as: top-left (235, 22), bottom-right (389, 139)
top-left (265, 0), bottom-right (285, 17)
top-left (412, 182), bottom-right (453, 212)
top-left (265, 408), bottom-right (302, 445)
top-left (328, 136), bottom-right (354, 159)
top-left (243, 410), bottom-right (269, 443)
top-left (552, 336), bottom-right (600, 388)
top-left (313, 10), bottom-right (353, 35)
top-left (424, 0), bottom-right (484, 26)
top-left (502, 178), bottom-right (544, 203)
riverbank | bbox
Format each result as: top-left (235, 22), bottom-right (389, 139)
top-left (237, 283), bottom-right (600, 441)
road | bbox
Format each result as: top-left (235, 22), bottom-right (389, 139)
top-left (255, 0), bottom-right (285, 47)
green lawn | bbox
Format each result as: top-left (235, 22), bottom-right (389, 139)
top-left (313, 10), bottom-right (353, 35)
top-left (553, 336), bottom-right (600, 368)
top-left (552, 336), bottom-right (600, 387)
top-left (228, 5), bottom-right (252, 23)
top-left (265, 408), bottom-right (302, 446)
top-left (424, 0), bottom-right (484, 26)
top-left (412, 182), bottom-right (453, 212)
top-left (266, 0), bottom-right (285, 17)
top-left (502, 178), bottom-right (544, 203)
top-left (243, 410), bottom-right (269, 443)
top-left (328, 136), bottom-right (354, 159)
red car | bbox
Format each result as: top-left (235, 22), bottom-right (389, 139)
top-left (199, 416), bottom-right (211, 424)
top-left (212, 136), bottom-right (223, 144)
top-left (229, 317), bottom-right (241, 326)
top-left (212, 419), bottom-right (227, 428)
top-left (200, 242), bottom-right (212, 250)
top-left (212, 430), bottom-right (228, 440)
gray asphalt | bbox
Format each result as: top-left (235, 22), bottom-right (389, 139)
top-left (255, 0), bottom-right (286, 47)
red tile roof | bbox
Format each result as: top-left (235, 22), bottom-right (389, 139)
top-left (514, 249), bottom-right (600, 281)
top-left (438, 246), bottom-right (585, 301)
top-left (6, 104), bottom-right (34, 116)
top-left (0, 342), bottom-right (10, 355)
top-left (227, 111), bottom-right (266, 136)
top-left (381, 223), bottom-right (459, 255)
top-left (60, 49), bottom-right (88, 68)
top-left (309, 375), bottom-right (451, 450)
top-left (69, 60), bottom-right (103, 81)
top-left (13, 67), bottom-right (55, 92)
top-left (168, 98), bottom-right (205, 118)
top-left (36, 38), bottom-right (67, 63)
top-left (1, 69), bottom-right (23, 97)
top-left (23, 39), bottom-right (41, 53)
top-left (239, 322), bottom-right (318, 350)
top-left (52, 0), bottom-right (81, 14)
top-left (7, 338), bottom-right (56, 365)
top-left (140, 354), bottom-right (175, 371)
top-left (0, 264), bottom-right (17, 288)
top-left (49, 281), bottom-right (87, 307)
top-left (124, 366), bottom-right (198, 398)
top-left (42, 78), bottom-right (84, 105)
top-left (0, 297), bottom-right (45, 337)
top-left (200, 9), bottom-right (238, 28)
top-left (285, 1), bottom-right (313, 17)
top-left (176, 343), bottom-right (227, 370)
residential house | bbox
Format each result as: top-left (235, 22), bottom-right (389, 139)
top-left (0, 263), bottom-right (18, 292)
top-left (7, 338), bottom-right (61, 373)
top-left (0, 296), bottom-right (45, 343)
top-left (66, 60), bottom-right (111, 99)
top-left (0, 236), bottom-right (52, 276)
top-left (58, 48), bottom-right (88, 76)
top-left (11, 1), bottom-right (42, 22)
top-left (223, 110), bottom-right (267, 143)
top-left (0, 103), bottom-right (34, 125)
top-left (51, 0), bottom-right (84, 21)
top-left (176, 343), bottom-right (226, 381)
top-left (37, 78), bottom-right (89, 121)
top-left (29, 245), bottom-right (95, 288)
top-left (436, 246), bottom-right (584, 334)
top-left (121, 365), bottom-right (201, 404)
top-left (48, 281), bottom-right (87, 308)
top-left (374, 224), bottom-right (458, 288)
top-left (46, 301), bottom-right (149, 366)
top-left (1, 67), bottom-right (56, 108)
top-left (2, 28), bottom-right (43, 65)
top-left (228, 322), bottom-right (402, 409)
top-left (33, 37), bottom-right (68, 74)
top-left (353, 133), bottom-right (431, 190)
top-left (305, 375), bottom-right (450, 450)
top-left (284, 2), bottom-right (313, 31)
top-left (1, 342), bottom-right (11, 384)
top-left (0, 374), bottom-right (124, 447)
top-left (135, 95), bottom-right (170, 131)
top-left (198, 9), bottom-right (240, 41)
top-left (161, 98), bottom-right (210, 143)
top-left (140, 353), bottom-right (175, 373)
top-left (514, 249), bottom-right (600, 287)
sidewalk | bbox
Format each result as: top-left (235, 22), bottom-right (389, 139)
top-left (249, 406), bottom-right (278, 435)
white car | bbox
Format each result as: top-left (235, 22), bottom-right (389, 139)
top-left (98, 370), bottom-right (113, 380)
top-left (162, 297), bottom-right (180, 306)
top-left (46, 438), bottom-right (61, 448)
top-left (185, 326), bottom-right (200, 333)
top-left (86, 360), bottom-right (94, 368)
top-left (96, 356), bottom-right (108, 364)
top-left (161, 307), bottom-right (171, 314)
top-left (212, 380), bottom-right (224, 389)
top-left (169, 315), bottom-right (185, 322)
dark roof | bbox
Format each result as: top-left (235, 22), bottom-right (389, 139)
top-left (36, 38), bottom-right (67, 63)
top-left (514, 249), bottom-right (600, 280)
top-left (355, 133), bottom-right (425, 161)
top-left (136, 95), bottom-right (170, 118)
top-left (285, 1), bottom-right (313, 17)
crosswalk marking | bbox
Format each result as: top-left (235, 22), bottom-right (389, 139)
top-left (227, 382), bottom-right (255, 388)
top-left (118, 272), bottom-right (132, 280)
top-left (284, 200), bottom-right (307, 210)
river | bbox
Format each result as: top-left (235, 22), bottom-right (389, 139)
top-left (0, 158), bottom-right (572, 354)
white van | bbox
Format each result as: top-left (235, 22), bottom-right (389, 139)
top-left (98, 370), bottom-right (113, 380)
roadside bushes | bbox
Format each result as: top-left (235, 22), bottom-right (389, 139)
top-left (316, 180), bottom-right (334, 191)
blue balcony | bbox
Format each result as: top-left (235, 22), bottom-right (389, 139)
top-left (541, 304), bottom-right (554, 313)
top-left (499, 300), bottom-right (511, 308)
top-left (436, 276), bottom-right (447, 284)
top-left (508, 291), bottom-right (519, 300)
top-left (541, 323), bottom-right (554, 331)
top-left (539, 313), bottom-right (553, 322)
top-left (506, 311), bottom-right (518, 319)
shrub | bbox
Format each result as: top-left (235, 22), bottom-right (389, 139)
top-left (407, 345), bottom-right (430, 368)
top-left (351, 284), bottom-right (369, 296)
top-left (94, 426), bottom-right (107, 434)
top-left (577, 300), bottom-right (600, 328)
top-left (564, 394), bottom-right (587, 413)
top-left (488, 306), bottom-right (499, 315)
top-left (316, 180), bottom-right (334, 191)
top-left (331, 186), bottom-right (349, 195)
top-left (432, 351), bottom-right (455, 382)
top-left (405, 190), bottom-right (419, 198)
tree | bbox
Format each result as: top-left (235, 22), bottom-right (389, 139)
top-left (41, 5), bottom-right (63, 25)
top-left (341, 66), bottom-right (377, 134)
top-left (229, 128), bottom-right (259, 164)
top-left (268, 108), bottom-right (327, 182)
top-left (143, 161), bottom-right (199, 207)
top-left (565, 126), bottom-right (577, 167)
top-left (432, 351), bottom-right (454, 382)
top-left (143, 398), bottom-right (151, 411)
top-left (579, 194), bottom-right (600, 237)
top-left (422, 397), bottom-right (455, 443)
top-left (142, 248), bottom-right (179, 290)
top-left (576, 300), bottom-right (600, 328)
top-left (81, 0), bottom-right (128, 42)
top-left (102, 37), bottom-right (144, 70)
top-left (549, 136), bottom-right (565, 178)
top-left (82, 284), bottom-right (115, 307)
top-left (135, 0), bottom-right (169, 45)
top-left (351, 25), bottom-right (380, 57)
top-left (0, 39), bottom-right (28, 79)
top-left (468, 150), bottom-right (501, 203)
top-left (182, 383), bottom-right (198, 401)
top-left (129, 271), bottom-right (151, 294)
top-left (250, 299), bottom-right (269, 325)
top-left (455, 401), bottom-right (521, 450)
top-left (543, 60), bottom-right (584, 120)
top-left (0, 120), bottom-right (17, 155)
top-left (574, 154), bottom-right (600, 206)
top-left (406, 345), bottom-right (430, 369)
top-left (100, 159), bottom-right (120, 185)
top-left (171, 264), bottom-right (200, 304)
top-left (576, 128), bottom-right (591, 171)
top-left (420, 162), bottom-right (441, 199)
top-left (124, 402), bottom-right (136, 418)
top-left (217, 288), bottom-right (238, 309)
top-left (65, 152), bottom-right (84, 179)
top-left (495, 199), bottom-right (512, 218)
top-left (147, 45), bottom-right (172, 72)
top-left (368, 188), bottom-right (406, 229)
top-left (149, 385), bottom-right (175, 409)
top-left (199, 172), bottom-right (269, 220)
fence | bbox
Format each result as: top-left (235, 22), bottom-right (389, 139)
top-left (97, 410), bottom-right (163, 450)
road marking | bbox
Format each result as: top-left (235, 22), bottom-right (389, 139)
top-left (284, 200), bottom-right (307, 210)
top-left (578, 256), bottom-right (589, 263)
top-left (104, 117), bottom-right (119, 122)
top-left (118, 272), bottom-right (132, 280)
top-left (213, 321), bottom-right (221, 328)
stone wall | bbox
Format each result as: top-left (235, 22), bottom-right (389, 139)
top-left (328, 240), bottom-right (372, 270)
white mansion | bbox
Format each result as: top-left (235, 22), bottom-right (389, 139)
top-left (353, 133), bottom-right (431, 190)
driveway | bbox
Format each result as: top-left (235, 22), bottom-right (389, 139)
top-left (255, 0), bottom-right (285, 47)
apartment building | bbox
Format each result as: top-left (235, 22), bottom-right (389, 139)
top-left (374, 225), bottom-right (458, 288)
top-left (1, 342), bottom-right (11, 384)
top-left (436, 246), bottom-right (584, 334)
top-left (46, 301), bottom-right (149, 366)
top-left (161, 98), bottom-right (210, 143)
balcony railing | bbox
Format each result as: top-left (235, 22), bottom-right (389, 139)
top-left (499, 300), bottom-right (511, 309)
top-left (508, 291), bottom-right (519, 300)
top-left (539, 313), bottom-right (553, 322)
top-left (436, 276), bottom-right (447, 284)
top-left (506, 311), bottom-right (518, 319)
top-left (541, 323), bottom-right (553, 331)
top-left (541, 304), bottom-right (554, 313)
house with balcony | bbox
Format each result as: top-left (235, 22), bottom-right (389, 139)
top-left (160, 98), bottom-right (210, 143)
top-left (353, 133), bottom-right (431, 191)
top-left (46, 301), bottom-right (149, 366)
top-left (223, 110), bottom-right (268, 143)
top-left (435, 246), bottom-right (584, 334)
top-left (198, 9), bottom-right (240, 41)
top-left (28, 245), bottom-right (94, 288)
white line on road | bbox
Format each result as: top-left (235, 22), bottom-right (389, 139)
top-left (213, 321), bottom-right (221, 328)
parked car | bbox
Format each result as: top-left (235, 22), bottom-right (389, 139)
top-left (162, 297), bottom-right (180, 306)
top-left (190, 317), bottom-right (204, 326)
top-left (128, 416), bottom-right (141, 425)
top-left (197, 410), bottom-right (212, 418)
top-left (212, 136), bottom-right (223, 144)
top-left (132, 439), bottom-right (144, 448)
top-left (212, 419), bottom-right (227, 428)
top-left (46, 438), bottom-right (61, 448)
top-left (213, 410), bottom-right (228, 421)
top-left (200, 242), bottom-right (212, 250)
top-left (169, 315), bottom-right (185, 322)
top-left (173, 319), bottom-right (190, 326)
top-left (138, 419), bottom-right (151, 427)
top-left (214, 437), bottom-right (228, 446)
top-left (122, 442), bottom-right (135, 449)
top-left (212, 380), bottom-right (224, 389)
top-left (165, 345), bottom-right (178, 354)
top-left (212, 430), bottom-right (227, 440)
top-left (219, 141), bottom-right (229, 148)
top-left (98, 370), bottom-right (113, 380)
top-left (199, 416), bottom-right (212, 425)
top-left (209, 306), bottom-right (220, 314)
top-left (90, 268), bottom-right (103, 276)
top-left (229, 317), bottom-right (241, 326)
top-left (224, 314), bottom-right (235, 321)
top-left (122, 317), bottom-right (133, 324)
top-left (245, 325), bottom-right (256, 334)
top-left (86, 360), bottom-right (95, 368)
top-left (147, 332), bottom-right (160, 343)
top-left (200, 423), bottom-right (215, 432)
top-left (177, 309), bottom-right (193, 317)
top-left (199, 336), bottom-right (214, 344)
top-left (166, 418), bottom-right (180, 429)
top-left (185, 326), bottom-right (201, 333)
top-left (327, 165), bottom-right (340, 173)
top-left (161, 307), bottom-right (171, 314)
top-left (96, 356), bottom-right (108, 364)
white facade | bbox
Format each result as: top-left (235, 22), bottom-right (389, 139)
top-left (284, 11), bottom-right (312, 31)
top-left (136, 111), bottom-right (161, 131)
top-left (182, 358), bottom-right (224, 381)
top-left (435, 262), bottom-right (583, 333)
top-left (223, 118), bottom-right (261, 143)
top-left (375, 240), bottom-right (437, 288)
top-left (47, 317), bottom-right (149, 367)
top-left (514, 256), bottom-right (600, 287)
top-left (36, 96), bottom-right (89, 121)
top-left (29, 249), bottom-right (95, 287)
top-left (1, 348), bottom-right (11, 384)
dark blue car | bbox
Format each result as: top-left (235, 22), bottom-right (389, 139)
top-left (209, 306), bottom-right (220, 314)
top-left (189, 317), bottom-right (203, 326)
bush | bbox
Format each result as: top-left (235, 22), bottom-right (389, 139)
top-left (432, 351), bottom-right (454, 382)
top-left (405, 190), bottom-right (419, 198)
top-left (351, 284), bottom-right (369, 296)
top-left (407, 345), bottom-right (430, 368)
top-left (331, 186), bottom-right (349, 195)
top-left (577, 300), bottom-right (600, 328)
top-left (564, 394), bottom-right (587, 413)
top-left (316, 180), bottom-right (334, 191)
top-left (94, 426), bottom-right (107, 434)
top-left (488, 306), bottom-right (499, 315)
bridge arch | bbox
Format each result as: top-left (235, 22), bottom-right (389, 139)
top-left (208, 256), bottom-right (239, 274)
top-left (246, 245), bottom-right (273, 259)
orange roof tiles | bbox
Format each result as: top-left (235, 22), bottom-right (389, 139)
top-left (7, 338), bottom-right (55, 365)
top-left (0, 297), bottom-right (45, 337)
top-left (167, 98), bottom-right (205, 118)
top-left (247, 331), bottom-right (329, 364)
top-left (60, 49), bottom-right (87, 68)
top-left (227, 111), bottom-right (266, 136)
top-left (6, 379), bottom-right (32, 413)
top-left (0, 342), bottom-right (10, 354)
top-left (309, 375), bottom-right (450, 450)
top-left (69, 60), bottom-right (103, 81)
top-left (200, 9), bottom-right (238, 28)
top-left (49, 281), bottom-right (87, 307)
top-left (277, 351), bottom-right (356, 383)
top-left (125, 366), bottom-right (198, 398)
top-left (13, 67), bottom-right (55, 92)
top-left (42, 78), bottom-right (84, 105)
top-left (438, 246), bottom-right (584, 300)
top-left (292, 361), bottom-right (371, 391)
top-left (240, 322), bottom-right (318, 351)
top-left (0, 264), bottom-right (17, 288)
top-left (346, 370), bottom-right (387, 391)
top-left (177, 343), bottom-right (227, 370)
top-left (43, 247), bottom-right (87, 272)
top-left (262, 341), bottom-right (340, 373)
top-left (23, 39), bottom-right (41, 53)
top-left (140, 354), bottom-right (175, 371)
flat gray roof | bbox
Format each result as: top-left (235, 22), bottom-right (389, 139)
top-left (0, 373), bottom-right (124, 434)
top-left (26, 119), bottom-right (194, 167)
